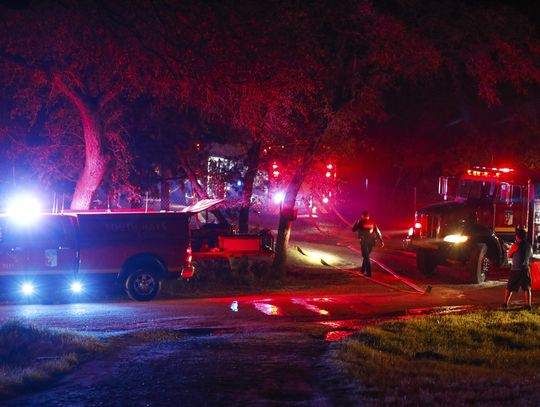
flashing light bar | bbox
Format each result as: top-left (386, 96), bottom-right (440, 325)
top-left (467, 166), bottom-right (515, 178)
top-left (6, 195), bottom-right (42, 220)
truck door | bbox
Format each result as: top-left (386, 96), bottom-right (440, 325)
top-left (0, 217), bottom-right (27, 277)
top-left (25, 216), bottom-right (78, 276)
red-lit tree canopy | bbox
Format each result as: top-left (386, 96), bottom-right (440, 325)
top-left (0, 0), bottom-right (539, 277)
top-left (0, 1), bottom-right (155, 208)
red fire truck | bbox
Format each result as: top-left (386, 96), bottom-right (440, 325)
top-left (405, 166), bottom-right (540, 283)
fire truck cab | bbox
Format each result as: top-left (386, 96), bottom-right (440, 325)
top-left (406, 166), bottom-right (540, 283)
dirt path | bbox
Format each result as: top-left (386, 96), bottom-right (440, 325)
top-left (4, 327), bottom-right (354, 407)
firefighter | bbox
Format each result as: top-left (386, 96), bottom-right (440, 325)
top-left (503, 228), bottom-right (533, 310)
top-left (352, 211), bottom-right (384, 277)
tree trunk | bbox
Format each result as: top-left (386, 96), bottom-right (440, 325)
top-left (271, 175), bottom-right (303, 279)
top-left (271, 135), bottom-right (322, 278)
top-left (52, 75), bottom-right (108, 210)
top-left (239, 141), bottom-right (261, 233)
top-left (70, 106), bottom-right (107, 210)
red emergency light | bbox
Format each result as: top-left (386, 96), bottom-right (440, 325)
top-left (186, 245), bottom-right (193, 265)
top-left (467, 166), bottom-right (515, 178)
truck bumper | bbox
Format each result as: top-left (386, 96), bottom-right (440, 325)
top-left (410, 239), bottom-right (471, 263)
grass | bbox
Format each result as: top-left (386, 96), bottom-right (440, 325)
top-left (333, 309), bottom-right (540, 405)
top-left (0, 320), bottom-right (104, 399)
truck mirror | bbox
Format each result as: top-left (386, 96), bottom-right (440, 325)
top-left (438, 176), bottom-right (448, 198)
top-left (438, 176), bottom-right (457, 200)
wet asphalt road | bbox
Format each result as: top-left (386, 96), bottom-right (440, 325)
top-left (0, 244), bottom-right (509, 333)
top-left (0, 245), bottom-right (510, 406)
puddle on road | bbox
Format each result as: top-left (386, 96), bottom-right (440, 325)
top-left (291, 298), bottom-right (330, 316)
top-left (253, 302), bottom-right (284, 316)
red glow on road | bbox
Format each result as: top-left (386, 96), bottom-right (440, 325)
top-left (317, 320), bottom-right (346, 329)
top-left (324, 331), bottom-right (355, 342)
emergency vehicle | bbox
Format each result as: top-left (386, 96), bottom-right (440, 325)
top-left (0, 199), bottom-right (274, 302)
top-left (405, 166), bottom-right (540, 283)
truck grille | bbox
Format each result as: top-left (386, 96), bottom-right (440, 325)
top-left (422, 214), bottom-right (440, 238)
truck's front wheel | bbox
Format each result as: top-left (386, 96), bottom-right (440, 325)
top-left (125, 265), bottom-right (162, 301)
top-left (416, 249), bottom-right (438, 275)
top-left (467, 243), bottom-right (490, 284)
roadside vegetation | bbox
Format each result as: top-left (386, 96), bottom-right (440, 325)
top-left (333, 309), bottom-right (540, 405)
top-left (163, 244), bottom-right (358, 298)
top-left (0, 320), bottom-right (104, 399)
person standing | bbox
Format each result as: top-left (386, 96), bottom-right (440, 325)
top-left (352, 211), bottom-right (384, 277)
top-left (503, 228), bottom-right (533, 310)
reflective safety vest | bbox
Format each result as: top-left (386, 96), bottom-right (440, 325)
top-left (352, 218), bottom-right (382, 244)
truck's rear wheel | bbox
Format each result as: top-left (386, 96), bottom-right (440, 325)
top-left (416, 249), bottom-right (438, 275)
top-left (125, 264), bottom-right (161, 301)
top-left (467, 243), bottom-right (490, 284)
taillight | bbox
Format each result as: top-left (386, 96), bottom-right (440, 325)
top-left (414, 222), bottom-right (421, 229)
top-left (186, 245), bottom-right (192, 266)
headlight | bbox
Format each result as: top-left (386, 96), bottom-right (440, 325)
top-left (408, 227), bottom-right (414, 236)
top-left (21, 282), bottom-right (35, 296)
top-left (70, 281), bottom-right (84, 294)
top-left (443, 234), bottom-right (469, 243)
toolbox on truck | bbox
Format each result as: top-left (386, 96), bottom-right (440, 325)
top-left (219, 235), bottom-right (263, 252)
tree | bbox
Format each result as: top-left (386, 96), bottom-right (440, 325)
top-left (265, 1), bottom-right (440, 276)
top-left (384, 0), bottom-right (540, 177)
top-left (102, 1), bottom-right (321, 233)
top-left (0, 1), bottom-right (151, 209)
top-left (123, 0), bottom-right (439, 277)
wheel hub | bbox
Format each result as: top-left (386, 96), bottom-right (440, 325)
top-left (134, 274), bottom-right (155, 295)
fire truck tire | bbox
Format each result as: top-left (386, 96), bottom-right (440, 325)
top-left (125, 263), bottom-right (162, 301)
top-left (416, 249), bottom-right (438, 275)
top-left (468, 243), bottom-right (489, 284)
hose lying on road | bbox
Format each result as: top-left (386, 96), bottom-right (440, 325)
top-left (294, 245), bottom-right (424, 295)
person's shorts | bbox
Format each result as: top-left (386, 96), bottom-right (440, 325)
top-left (507, 268), bottom-right (531, 292)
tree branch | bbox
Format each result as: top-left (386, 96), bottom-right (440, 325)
top-left (0, 47), bottom-right (52, 74)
